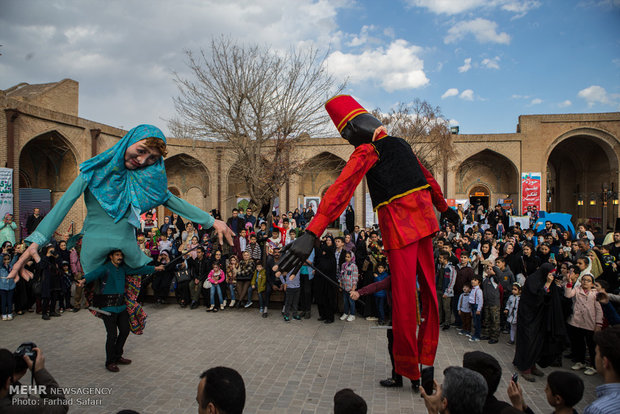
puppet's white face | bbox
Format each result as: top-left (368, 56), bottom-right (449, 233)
top-left (124, 140), bottom-right (162, 170)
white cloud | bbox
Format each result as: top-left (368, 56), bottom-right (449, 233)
top-left (445, 18), bottom-right (511, 44)
top-left (0, 0), bottom-right (346, 134)
top-left (442, 88), bottom-right (459, 99)
top-left (511, 94), bottom-right (531, 99)
top-left (530, 98), bottom-right (542, 105)
top-left (458, 58), bottom-right (472, 73)
top-left (577, 85), bottom-right (615, 106)
top-left (325, 39), bottom-right (429, 92)
top-left (558, 100), bottom-right (572, 107)
top-left (346, 25), bottom-right (374, 47)
top-left (460, 89), bottom-right (474, 100)
top-left (406, 0), bottom-right (540, 17)
top-left (481, 56), bottom-right (500, 69)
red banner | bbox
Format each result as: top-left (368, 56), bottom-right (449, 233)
top-left (521, 172), bottom-right (541, 214)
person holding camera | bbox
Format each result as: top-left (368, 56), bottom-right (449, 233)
top-left (0, 214), bottom-right (17, 246)
top-left (0, 345), bottom-right (68, 413)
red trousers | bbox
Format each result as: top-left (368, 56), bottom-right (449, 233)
top-left (386, 235), bottom-right (438, 380)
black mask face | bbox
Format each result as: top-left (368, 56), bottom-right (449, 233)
top-left (340, 113), bottom-right (383, 147)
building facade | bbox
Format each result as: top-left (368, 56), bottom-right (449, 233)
top-left (2, 79), bottom-right (619, 239)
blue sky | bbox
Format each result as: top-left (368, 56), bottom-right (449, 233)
top-left (1, 0), bottom-right (619, 135)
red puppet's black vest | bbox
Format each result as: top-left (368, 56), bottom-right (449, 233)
top-left (366, 136), bottom-right (430, 210)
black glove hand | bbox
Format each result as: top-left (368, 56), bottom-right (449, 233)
top-left (441, 208), bottom-right (460, 226)
top-left (276, 231), bottom-right (317, 275)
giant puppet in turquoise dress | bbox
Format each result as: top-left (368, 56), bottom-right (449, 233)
top-left (12, 124), bottom-right (232, 332)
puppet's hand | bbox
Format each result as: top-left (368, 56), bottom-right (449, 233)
top-left (440, 208), bottom-right (460, 226)
top-left (274, 231), bottom-right (317, 275)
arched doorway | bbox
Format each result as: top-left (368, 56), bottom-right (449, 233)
top-left (456, 149), bottom-right (519, 211)
top-left (468, 185), bottom-right (491, 210)
top-left (226, 163), bottom-right (251, 216)
top-left (164, 154), bottom-right (211, 216)
top-left (18, 131), bottom-right (79, 237)
top-left (546, 132), bottom-right (619, 230)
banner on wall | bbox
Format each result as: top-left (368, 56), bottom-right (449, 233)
top-left (0, 168), bottom-right (13, 220)
top-left (521, 172), bottom-right (541, 214)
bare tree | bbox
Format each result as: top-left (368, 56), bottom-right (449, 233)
top-left (371, 99), bottom-right (457, 175)
top-left (171, 37), bottom-right (344, 219)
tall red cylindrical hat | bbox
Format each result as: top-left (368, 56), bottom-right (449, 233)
top-left (325, 95), bottom-right (369, 133)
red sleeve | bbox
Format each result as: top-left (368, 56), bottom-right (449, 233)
top-left (418, 161), bottom-right (448, 213)
top-left (306, 144), bottom-right (378, 236)
top-left (357, 276), bottom-right (391, 296)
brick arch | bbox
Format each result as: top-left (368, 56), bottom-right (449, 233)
top-left (299, 151), bottom-right (347, 197)
top-left (544, 127), bottom-right (620, 172)
top-left (164, 154), bottom-right (210, 195)
top-left (18, 130), bottom-right (79, 192)
top-left (456, 149), bottom-right (520, 207)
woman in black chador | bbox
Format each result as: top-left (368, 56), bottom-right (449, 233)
top-left (513, 263), bottom-right (567, 381)
top-left (314, 237), bottom-right (338, 324)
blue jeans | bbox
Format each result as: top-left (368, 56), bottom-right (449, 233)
top-left (257, 291), bottom-right (265, 309)
top-left (375, 296), bottom-right (386, 321)
top-left (343, 291), bottom-right (356, 316)
top-left (471, 304), bottom-right (481, 339)
top-left (228, 284), bottom-right (236, 301)
top-left (210, 284), bottom-right (223, 305)
top-left (0, 289), bottom-right (14, 315)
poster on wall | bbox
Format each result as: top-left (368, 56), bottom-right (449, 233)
top-left (0, 168), bottom-right (13, 220)
top-left (521, 172), bottom-right (541, 214)
top-left (304, 197), bottom-right (320, 215)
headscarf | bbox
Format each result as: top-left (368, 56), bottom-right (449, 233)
top-left (587, 250), bottom-right (603, 279)
top-left (79, 125), bottom-right (171, 228)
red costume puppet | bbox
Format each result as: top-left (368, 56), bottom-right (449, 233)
top-left (277, 95), bottom-right (459, 380)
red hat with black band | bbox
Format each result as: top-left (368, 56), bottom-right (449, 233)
top-left (325, 95), bottom-right (384, 146)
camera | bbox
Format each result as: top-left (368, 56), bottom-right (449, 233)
top-left (14, 342), bottom-right (37, 373)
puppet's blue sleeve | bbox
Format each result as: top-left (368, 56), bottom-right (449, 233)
top-left (163, 194), bottom-right (215, 229)
top-left (25, 176), bottom-right (88, 246)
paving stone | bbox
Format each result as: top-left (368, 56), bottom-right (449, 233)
top-left (1, 304), bottom-right (602, 413)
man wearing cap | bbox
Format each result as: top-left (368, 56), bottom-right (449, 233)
top-left (276, 95), bottom-right (459, 380)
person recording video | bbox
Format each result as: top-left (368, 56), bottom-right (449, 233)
top-left (0, 344), bottom-right (68, 413)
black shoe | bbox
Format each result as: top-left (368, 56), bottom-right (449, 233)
top-left (324, 319), bottom-right (334, 324)
top-left (72, 308), bottom-right (81, 313)
top-left (412, 381), bottom-right (420, 393)
top-left (49, 312), bottom-right (61, 317)
top-left (488, 339), bottom-right (498, 344)
top-left (480, 336), bottom-right (490, 340)
top-left (379, 378), bottom-right (403, 388)
top-left (190, 302), bottom-right (198, 310)
top-left (317, 317), bottom-right (325, 321)
top-left (42, 314), bottom-right (50, 320)
top-left (441, 324), bottom-right (450, 331)
top-left (262, 312), bottom-right (268, 318)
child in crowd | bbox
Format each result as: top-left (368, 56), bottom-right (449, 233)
top-left (481, 263), bottom-right (501, 344)
top-left (59, 261), bottom-right (73, 313)
top-left (267, 229), bottom-right (282, 256)
top-left (468, 276), bottom-right (483, 342)
top-left (504, 282), bottom-right (521, 345)
top-left (457, 282), bottom-right (471, 336)
top-left (207, 262), bottom-right (225, 312)
top-left (280, 268), bottom-right (301, 322)
top-left (251, 262), bottom-right (267, 316)
top-left (0, 254), bottom-right (17, 320)
top-left (544, 371), bottom-right (584, 414)
top-left (225, 255), bottom-right (239, 308)
top-left (373, 262), bottom-right (389, 325)
top-left (339, 251), bottom-right (358, 322)
top-left (287, 229), bottom-right (296, 245)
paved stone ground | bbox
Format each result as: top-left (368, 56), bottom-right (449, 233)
top-left (2, 303), bottom-right (601, 413)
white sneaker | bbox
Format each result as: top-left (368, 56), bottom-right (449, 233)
top-left (584, 367), bottom-right (597, 376)
top-left (571, 362), bottom-right (586, 371)
top-left (340, 313), bottom-right (349, 321)
top-left (244, 301), bottom-right (253, 308)
top-left (220, 304), bottom-right (225, 310)
top-left (347, 315), bottom-right (356, 322)
top-left (223, 300), bottom-right (227, 307)
top-left (366, 316), bottom-right (378, 321)
top-left (1, 315), bottom-right (6, 321)
top-left (7, 314), bottom-right (13, 321)
top-left (208, 305), bottom-right (215, 311)
top-left (229, 300), bottom-right (236, 307)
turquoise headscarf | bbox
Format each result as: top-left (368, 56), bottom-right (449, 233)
top-left (79, 124), bottom-right (171, 228)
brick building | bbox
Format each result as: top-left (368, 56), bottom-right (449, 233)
top-left (2, 79), bottom-right (619, 239)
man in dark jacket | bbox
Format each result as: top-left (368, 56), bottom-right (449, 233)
top-left (188, 247), bottom-right (210, 309)
top-left (25, 208), bottom-right (44, 236)
top-left (226, 209), bottom-right (243, 235)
